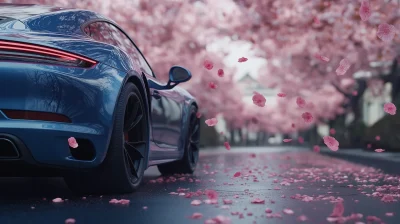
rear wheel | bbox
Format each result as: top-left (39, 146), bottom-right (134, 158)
top-left (64, 83), bottom-right (148, 195)
top-left (157, 105), bottom-right (200, 175)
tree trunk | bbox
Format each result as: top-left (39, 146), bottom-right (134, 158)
top-left (238, 128), bottom-right (243, 146)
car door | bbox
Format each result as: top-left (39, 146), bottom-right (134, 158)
top-left (105, 23), bottom-right (182, 149)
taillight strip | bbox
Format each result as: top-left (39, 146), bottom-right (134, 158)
top-left (0, 45), bottom-right (76, 60)
top-left (0, 40), bottom-right (97, 64)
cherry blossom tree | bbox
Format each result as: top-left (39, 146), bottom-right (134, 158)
top-left (228, 0), bottom-right (400, 139)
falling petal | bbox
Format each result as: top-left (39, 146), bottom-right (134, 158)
top-left (384, 102), bottom-right (396, 115)
top-left (238, 57), bottom-right (248, 62)
top-left (359, 0), bottom-right (371, 21)
top-left (217, 69), bottom-right (224, 77)
top-left (68, 137), bottom-right (78, 148)
top-left (377, 23), bottom-right (396, 42)
top-left (323, 136), bottom-right (339, 151)
top-left (203, 60), bottom-right (214, 70)
top-left (252, 92), bottom-right (266, 107)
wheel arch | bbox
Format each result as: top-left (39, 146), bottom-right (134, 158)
top-left (178, 100), bottom-right (199, 158)
top-left (105, 72), bottom-right (152, 168)
top-left (125, 73), bottom-right (152, 168)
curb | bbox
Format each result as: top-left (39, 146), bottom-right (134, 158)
top-left (320, 148), bottom-right (400, 174)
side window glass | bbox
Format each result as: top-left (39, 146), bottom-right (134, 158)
top-left (107, 24), bottom-right (154, 76)
top-left (84, 22), bottom-right (112, 44)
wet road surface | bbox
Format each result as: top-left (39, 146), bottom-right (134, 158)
top-left (0, 146), bottom-right (399, 224)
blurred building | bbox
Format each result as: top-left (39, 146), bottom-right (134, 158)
top-left (362, 82), bottom-right (392, 126)
top-left (235, 73), bottom-right (281, 145)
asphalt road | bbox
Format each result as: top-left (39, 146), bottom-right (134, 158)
top-left (0, 146), bottom-right (399, 224)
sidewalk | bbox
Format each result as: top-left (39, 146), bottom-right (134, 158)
top-left (319, 147), bottom-right (400, 174)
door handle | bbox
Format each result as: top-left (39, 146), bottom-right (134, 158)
top-left (152, 90), bottom-right (161, 99)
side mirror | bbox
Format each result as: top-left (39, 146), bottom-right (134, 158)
top-left (167, 66), bottom-right (191, 88)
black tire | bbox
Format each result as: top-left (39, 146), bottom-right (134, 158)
top-left (64, 83), bottom-right (149, 195)
top-left (157, 105), bottom-right (200, 175)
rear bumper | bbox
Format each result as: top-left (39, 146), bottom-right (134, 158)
top-left (0, 61), bottom-right (127, 171)
top-left (0, 114), bottom-right (108, 169)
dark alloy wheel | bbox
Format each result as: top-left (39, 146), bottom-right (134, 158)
top-left (64, 83), bottom-right (148, 195)
top-left (157, 105), bottom-right (200, 175)
top-left (122, 91), bottom-right (147, 184)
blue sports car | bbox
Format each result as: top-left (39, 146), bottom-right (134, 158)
top-left (0, 4), bottom-right (200, 194)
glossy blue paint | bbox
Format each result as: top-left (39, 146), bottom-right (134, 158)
top-left (0, 4), bottom-right (197, 170)
top-left (0, 62), bottom-right (125, 168)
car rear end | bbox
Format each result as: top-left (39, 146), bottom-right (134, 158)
top-left (0, 16), bottom-right (126, 175)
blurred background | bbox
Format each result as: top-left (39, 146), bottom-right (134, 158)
top-left (2, 0), bottom-right (400, 152)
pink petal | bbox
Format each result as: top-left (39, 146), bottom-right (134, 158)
top-left (329, 128), bottom-right (336, 135)
top-left (314, 53), bottom-right (330, 62)
top-left (68, 137), bottom-right (78, 148)
top-left (204, 60), bottom-right (214, 70)
top-left (233, 171), bottom-right (241, 177)
top-left (336, 58), bottom-right (351, 76)
top-left (384, 102), bottom-right (396, 115)
top-left (377, 23), bottom-right (396, 42)
top-left (297, 215), bottom-right (308, 222)
top-left (205, 215), bottom-right (231, 224)
top-left (205, 189), bottom-right (218, 200)
top-left (252, 92), bottom-right (266, 107)
top-left (375, 149), bottom-right (385, 152)
top-left (359, 0), bottom-right (371, 21)
top-left (238, 57), bottom-right (248, 62)
top-left (52, 198), bottom-right (64, 203)
top-left (277, 92), bottom-right (286, 97)
top-left (190, 212), bottom-right (203, 219)
top-left (301, 112), bottom-right (313, 123)
top-left (205, 118), bottom-right (218, 127)
top-left (313, 145), bottom-right (320, 152)
top-left (252, 91), bottom-right (266, 107)
top-left (375, 135), bottom-right (380, 141)
top-left (191, 200), bottom-right (202, 206)
top-left (385, 212), bottom-right (394, 217)
top-left (330, 201), bottom-right (344, 217)
top-left (223, 199), bottom-right (233, 205)
top-left (196, 112), bottom-right (202, 118)
top-left (217, 69), bottom-right (224, 77)
top-left (65, 218), bottom-right (76, 224)
top-left (283, 209), bottom-right (294, 215)
top-left (118, 199), bottom-right (130, 205)
top-left (265, 208), bottom-right (272, 213)
top-left (251, 198), bottom-right (265, 204)
top-left (323, 136), bottom-right (339, 151)
top-left (283, 139), bottom-right (292, 143)
top-left (224, 141), bottom-right (231, 150)
top-left (208, 82), bottom-right (217, 89)
top-left (296, 97), bottom-right (306, 108)
top-left (298, 137), bottom-right (304, 144)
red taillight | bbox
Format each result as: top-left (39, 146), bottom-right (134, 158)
top-left (0, 40), bottom-right (97, 68)
top-left (2, 109), bottom-right (71, 123)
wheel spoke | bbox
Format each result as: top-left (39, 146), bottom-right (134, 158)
top-left (124, 93), bottom-right (144, 132)
top-left (190, 139), bottom-right (199, 145)
top-left (124, 141), bottom-right (146, 159)
top-left (124, 149), bottom-right (139, 178)
top-left (191, 124), bottom-right (199, 137)
top-left (124, 102), bottom-right (141, 132)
